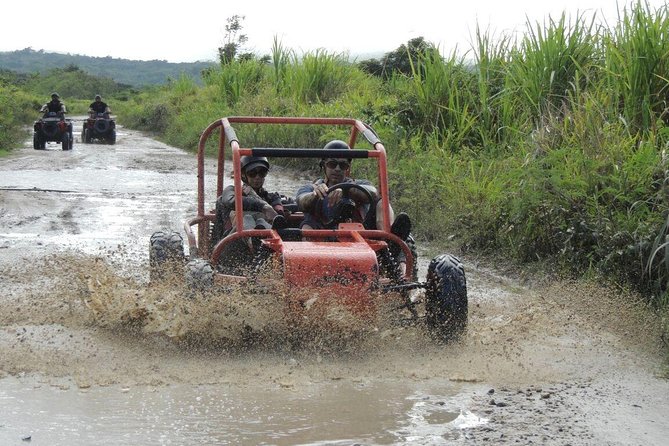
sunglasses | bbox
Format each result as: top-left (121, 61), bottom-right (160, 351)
top-left (246, 168), bottom-right (268, 178)
top-left (325, 160), bottom-right (351, 170)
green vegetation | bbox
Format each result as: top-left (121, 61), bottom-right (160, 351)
top-left (0, 48), bottom-right (215, 86)
top-left (0, 84), bottom-right (35, 156)
top-left (1, 1), bottom-right (669, 327)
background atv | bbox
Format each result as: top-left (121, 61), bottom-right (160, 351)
top-left (150, 116), bottom-right (467, 341)
top-left (33, 112), bottom-right (74, 150)
top-left (81, 112), bottom-right (116, 144)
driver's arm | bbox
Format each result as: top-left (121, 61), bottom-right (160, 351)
top-left (296, 183), bottom-right (321, 212)
top-left (350, 181), bottom-right (378, 204)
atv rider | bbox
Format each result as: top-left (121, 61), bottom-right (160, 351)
top-left (296, 139), bottom-right (412, 269)
top-left (89, 94), bottom-right (111, 116)
top-left (40, 93), bottom-right (66, 118)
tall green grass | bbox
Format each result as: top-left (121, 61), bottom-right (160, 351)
top-left (603, 0), bottom-right (669, 134)
top-left (508, 13), bottom-right (598, 124)
top-left (203, 60), bottom-right (267, 105)
top-left (283, 49), bottom-right (353, 104)
top-left (472, 26), bottom-right (515, 150)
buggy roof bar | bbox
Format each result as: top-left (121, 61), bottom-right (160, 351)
top-left (220, 116), bottom-right (381, 147)
top-left (249, 148), bottom-right (373, 158)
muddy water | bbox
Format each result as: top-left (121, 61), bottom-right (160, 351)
top-left (1, 120), bottom-right (668, 445)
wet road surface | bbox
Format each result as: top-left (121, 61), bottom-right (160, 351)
top-left (0, 120), bottom-right (668, 445)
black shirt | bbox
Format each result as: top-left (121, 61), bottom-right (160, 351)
top-left (90, 101), bottom-right (108, 113)
top-left (45, 99), bottom-right (64, 113)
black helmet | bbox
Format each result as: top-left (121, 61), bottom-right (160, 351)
top-left (51, 92), bottom-right (60, 99)
top-left (323, 139), bottom-right (350, 151)
top-left (240, 155), bottom-right (270, 172)
top-left (321, 140), bottom-right (352, 165)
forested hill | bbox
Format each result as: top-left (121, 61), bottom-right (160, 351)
top-left (0, 48), bottom-right (216, 86)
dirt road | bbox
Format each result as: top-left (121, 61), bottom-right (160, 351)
top-left (0, 121), bottom-right (667, 445)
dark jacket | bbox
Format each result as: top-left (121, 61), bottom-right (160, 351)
top-left (44, 99), bottom-right (65, 114)
top-left (296, 177), bottom-right (375, 229)
top-left (90, 101), bottom-right (108, 114)
top-left (212, 184), bottom-right (283, 244)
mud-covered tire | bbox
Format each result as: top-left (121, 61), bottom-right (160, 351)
top-left (149, 231), bottom-right (185, 282)
top-left (82, 128), bottom-right (92, 144)
top-left (94, 119), bottom-right (110, 134)
top-left (424, 253), bottom-right (468, 341)
top-left (62, 133), bottom-right (71, 151)
top-left (108, 129), bottom-right (116, 145)
top-left (33, 133), bottom-right (44, 150)
top-left (185, 258), bottom-right (214, 291)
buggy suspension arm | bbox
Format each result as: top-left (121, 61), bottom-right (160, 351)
top-left (380, 282), bottom-right (427, 293)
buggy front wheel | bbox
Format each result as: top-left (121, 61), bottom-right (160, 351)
top-left (424, 254), bottom-right (468, 341)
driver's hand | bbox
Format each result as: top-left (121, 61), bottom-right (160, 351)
top-left (313, 183), bottom-right (329, 200)
top-left (327, 188), bottom-right (342, 207)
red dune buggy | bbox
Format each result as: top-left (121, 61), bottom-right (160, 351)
top-left (149, 117), bottom-right (467, 340)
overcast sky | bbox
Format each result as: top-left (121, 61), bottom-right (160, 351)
top-left (2, 0), bottom-right (666, 63)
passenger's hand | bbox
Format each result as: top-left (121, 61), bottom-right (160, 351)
top-left (262, 204), bottom-right (278, 221)
top-left (242, 184), bottom-right (254, 196)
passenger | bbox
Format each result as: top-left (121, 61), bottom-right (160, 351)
top-left (40, 92), bottom-right (66, 117)
top-left (212, 155), bottom-right (287, 247)
top-left (89, 94), bottom-right (111, 116)
top-left (296, 139), bottom-right (412, 268)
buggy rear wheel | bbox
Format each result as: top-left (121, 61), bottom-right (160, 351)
top-left (406, 235), bottom-right (418, 281)
top-left (424, 254), bottom-right (468, 341)
top-left (149, 231), bottom-right (185, 283)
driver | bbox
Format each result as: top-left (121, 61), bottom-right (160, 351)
top-left (297, 140), bottom-right (413, 270)
top-left (296, 140), bottom-right (378, 230)
top-left (89, 94), bottom-right (111, 115)
top-left (40, 93), bottom-right (66, 117)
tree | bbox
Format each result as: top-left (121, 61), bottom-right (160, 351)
top-left (218, 15), bottom-right (249, 65)
top-left (358, 37), bottom-right (438, 79)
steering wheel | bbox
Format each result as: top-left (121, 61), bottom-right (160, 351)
top-left (323, 182), bottom-right (375, 228)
